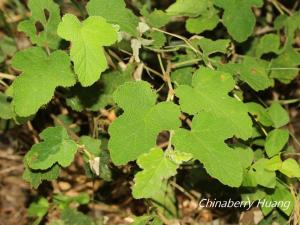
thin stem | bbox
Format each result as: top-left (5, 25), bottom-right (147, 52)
top-left (0, 72), bottom-right (16, 80)
top-left (171, 58), bottom-right (202, 69)
top-left (270, 0), bottom-right (285, 15)
top-left (143, 64), bottom-right (164, 79)
top-left (51, 114), bottom-right (80, 141)
top-left (170, 181), bottom-right (196, 201)
top-left (152, 28), bottom-right (200, 55)
top-left (157, 54), bottom-right (174, 101)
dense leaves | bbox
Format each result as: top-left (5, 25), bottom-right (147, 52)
top-left (0, 0), bottom-right (299, 223)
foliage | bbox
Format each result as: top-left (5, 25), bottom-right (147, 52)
top-left (0, 0), bottom-right (299, 224)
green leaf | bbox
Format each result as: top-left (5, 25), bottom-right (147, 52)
top-left (213, 0), bottom-right (263, 42)
top-left (131, 215), bottom-right (153, 225)
top-left (173, 112), bottom-right (244, 187)
top-left (99, 149), bottom-right (113, 181)
top-left (79, 136), bottom-right (101, 157)
top-left (131, 215), bottom-right (162, 225)
top-left (0, 92), bottom-right (14, 119)
top-left (23, 164), bottom-right (60, 188)
top-left (141, 8), bottom-right (171, 28)
top-left (61, 208), bottom-right (95, 225)
top-left (165, 149), bottom-right (193, 164)
top-left (108, 81), bottom-right (181, 165)
top-left (192, 38), bottom-right (230, 55)
top-left (186, 8), bottom-right (219, 34)
top-left (67, 66), bottom-right (134, 111)
top-left (234, 147), bottom-right (254, 168)
top-left (251, 158), bottom-right (276, 188)
top-left (254, 34), bottom-right (281, 57)
top-left (87, 0), bottom-right (139, 36)
top-left (18, 0), bottom-right (61, 49)
top-left (261, 182), bottom-right (295, 216)
top-left (219, 56), bottom-right (274, 91)
top-left (53, 193), bottom-right (89, 209)
top-left (0, 36), bottom-right (17, 62)
top-left (267, 102), bottom-right (289, 128)
top-left (150, 181), bottom-right (177, 218)
top-left (265, 129), bottom-right (289, 158)
top-left (279, 158), bottom-right (300, 178)
top-left (28, 197), bottom-right (49, 218)
top-left (166, 0), bottom-right (211, 17)
top-left (11, 47), bottom-right (76, 117)
top-left (264, 155), bottom-right (282, 171)
top-left (175, 67), bottom-right (252, 139)
top-left (148, 31), bottom-right (167, 49)
top-left (57, 14), bottom-right (118, 87)
top-left (271, 183), bottom-right (294, 216)
top-left (171, 67), bottom-right (193, 87)
top-left (247, 102), bottom-right (273, 127)
top-left (132, 148), bottom-right (179, 199)
top-left (270, 47), bottom-right (300, 84)
top-left (274, 11), bottom-right (300, 45)
top-left (25, 126), bottom-right (78, 170)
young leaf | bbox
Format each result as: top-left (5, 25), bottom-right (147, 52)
top-left (265, 129), bottom-right (289, 158)
top-left (192, 38), bottom-right (230, 56)
top-left (87, 0), bottom-right (139, 36)
top-left (79, 136), bottom-right (101, 157)
top-left (28, 197), bottom-right (49, 218)
top-left (57, 14), bottom-right (118, 87)
top-left (175, 67), bottom-right (252, 139)
top-left (213, 0), bottom-right (263, 42)
top-left (279, 158), bottom-right (300, 178)
top-left (173, 112), bottom-right (244, 187)
top-left (61, 208), bottom-right (95, 225)
top-left (18, 0), bottom-right (61, 49)
top-left (131, 215), bottom-right (152, 225)
top-left (141, 8), bottom-right (170, 28)
top-left (186, 7), bottom-right (219, 34)
top-left (11, 47), bottom-right (76, 117)
top-left (25, 126), bottom-right (77, 170)
top-left (247, 102), bottom-right (273, 127)
top-left (267, 102), bottom-right (289, 128)
top-left (251, 158), bottom-right (276, 188)
top-left (23, 164), bottom-right (60, 188)
top-left (132, 148), bottom-right (179, 199)
top-left (254, 33), bottom-right (281, 57)
top-left (166, 0), bottom-right (211, 17)
top-left (108, 81), bottom-right (181, 165)
top-left (260, 182), bottom-right (295, 216)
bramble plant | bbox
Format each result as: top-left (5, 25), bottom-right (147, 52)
top-left (0, 0), bottom-right (300, 224)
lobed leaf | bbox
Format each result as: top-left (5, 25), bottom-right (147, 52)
top-left (175, 67), bottom-right (252, 139)
top-left (11, 47), bottom-right (76, 117)
top-left (25, 126), bottom-right (77, 170)
top-left (57, 14), bottom-right (118, 87)
top-left (108, 81), bottom-right (181, 165)
top-left (18, 0), bottom-right (61, 49)
top-left (132, 148), bottom-right (179, 199)
top-left (87, 0), bottom-right (139, 36)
